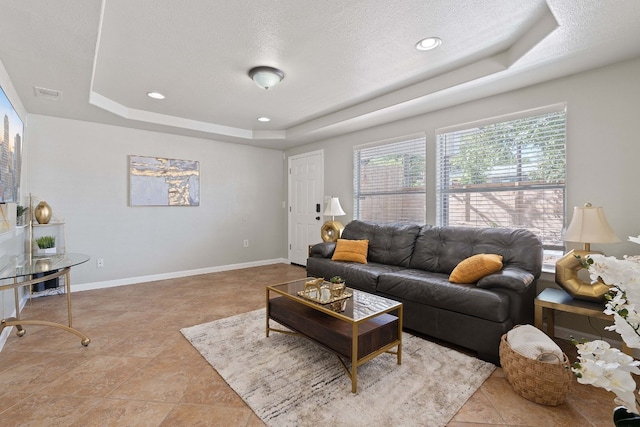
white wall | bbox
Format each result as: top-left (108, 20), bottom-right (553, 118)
top-left (286, 56), bottom-right (640, 260)
top-left (25, 115), bottom-right (287, 286)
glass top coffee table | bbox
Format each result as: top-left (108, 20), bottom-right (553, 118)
top-left (266, 277), bottom-right (403, 393)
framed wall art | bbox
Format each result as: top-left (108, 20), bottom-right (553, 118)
top-left (0, 85), bottom-right (23, 203)
top-left (129, 155), bottom-right (200, 206)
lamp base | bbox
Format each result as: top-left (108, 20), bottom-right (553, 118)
top-left (321, 221), bottom-right (344, 242)
top-left (555, 249), bottom-right (609, 302)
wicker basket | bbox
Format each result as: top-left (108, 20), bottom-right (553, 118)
top-left (499, 333), bottom-right (573, 406)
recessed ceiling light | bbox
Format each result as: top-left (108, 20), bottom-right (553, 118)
top-left (415, 37), bottom-right (442, 51)
top-left (257, 117), bottom-right (271, 122)
top-left (147, 92), bottom-right (165, 100)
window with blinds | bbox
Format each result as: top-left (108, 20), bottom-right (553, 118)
top-left (354, 136), bottom-right (426, 224)
top-left (435, 107), bottom-right (566, 252)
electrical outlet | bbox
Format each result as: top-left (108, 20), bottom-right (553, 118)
top-left (243, 239), bottom-right (249, 248)
top-left (97, 258), bottom-right (104, 268)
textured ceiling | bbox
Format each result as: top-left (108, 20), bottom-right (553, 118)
top-left (1, 0), bottom-right (640, 149)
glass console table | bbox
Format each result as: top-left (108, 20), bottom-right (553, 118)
top-left (0, 253), bottom-right (91, 346)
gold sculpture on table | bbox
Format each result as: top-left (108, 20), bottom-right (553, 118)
top-left (555, 250), bottom-right (610, 302)
top-left (299, 277), bottom-right (352, 311)
top-left (321, 197), bottom-right (346, 242)
top-left (303, 278), bottom-right (324, 300)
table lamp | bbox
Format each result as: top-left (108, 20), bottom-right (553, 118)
top-left (555, 203), bottom-right (621, 301)
top-left (321, 197), bottom-right (346, 242)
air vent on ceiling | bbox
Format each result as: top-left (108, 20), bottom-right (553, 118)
top-left (34, 86), bottom-right (62, 101)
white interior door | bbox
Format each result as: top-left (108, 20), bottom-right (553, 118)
top-left (288, 150), bottom-right (324, 266)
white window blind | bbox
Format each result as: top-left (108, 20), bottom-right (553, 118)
top-left (354, 136), bottom-right (426, 224)
top-left (435, 108), bottom-right (566, 250)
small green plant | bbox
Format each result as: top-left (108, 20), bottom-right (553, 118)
top-left (330, 276), bottom-right (345, 284)
top-left (16, 205), bottom-right (28, 217)
top-left (35, 235), bottom-right (56, 249)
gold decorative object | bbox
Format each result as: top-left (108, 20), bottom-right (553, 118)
top-left (35, 258), bottom-right (52, 273)
top-left (321, 221), bottom-right (345, 242)
top-left (297, 287), bottom-right (352, 305)
top-left (34, 201), bottom-right (52, 224)
top-left (556, 203), bottom-right (620, 301)
top-left (321, 197), bottom-right (346, 242)
top-left (319, 282), bottom-right (331, 303)
top-left (555, 250), bottom-right (609, 302)
top-left (328, 299), bottom-right (348, 312)
top-left (303, 278), bottom-right (324, 300)
top-left (330, 282), bottom-right (346, 298)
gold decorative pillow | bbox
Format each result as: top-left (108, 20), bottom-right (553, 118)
top-left (449, 254), bottom-right (503, 284)
top-left (331, 239), bottom-right (369, 264)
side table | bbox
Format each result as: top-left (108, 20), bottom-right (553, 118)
top-left (534, 287), bottom-right (629, 354)
top-left (0, 253), bottom-right (91, 346)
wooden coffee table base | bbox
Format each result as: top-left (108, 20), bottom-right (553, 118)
top-left (267, 296), bottom-right (402, 393)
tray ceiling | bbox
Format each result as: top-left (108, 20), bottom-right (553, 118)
top-left (1, 0), bottom-right (640, 149)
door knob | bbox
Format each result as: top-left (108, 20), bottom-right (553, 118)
top-left (315, 216), bottom-right (320, 221)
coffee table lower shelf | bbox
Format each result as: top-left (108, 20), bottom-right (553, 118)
top-left (266, 296), bottom-right (401, 393)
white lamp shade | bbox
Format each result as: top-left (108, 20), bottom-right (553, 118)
top-left (563, 204), bottom-right (621, 244)
top-left (324, 197), bottom-right (346, 217)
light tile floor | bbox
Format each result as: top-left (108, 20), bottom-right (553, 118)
top-left (0, 263), bottom-right (617, 426)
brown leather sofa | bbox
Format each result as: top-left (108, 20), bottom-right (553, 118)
top-left (307, 220), bottom-right (543, 364)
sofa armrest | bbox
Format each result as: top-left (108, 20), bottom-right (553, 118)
top-left (309, 242), bottom-right (336, 258)
top-left (476, 267), bottom-right (535, 293)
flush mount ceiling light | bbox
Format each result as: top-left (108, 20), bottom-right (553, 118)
top-left (415, 37), bottom-right (442, 51)
top-left (257, 117), bottom-right (271, 122)
top-left (146, 91), bottom-right (165, 100)
top-left (248, 66), bottom-right (285, 90)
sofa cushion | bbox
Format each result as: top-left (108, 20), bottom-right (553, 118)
top-left (309, 241), bottom-right (336, 258)
top-left (342, 220), bottom-right (421, 267)
top-left (409, 226), bottom-right (471, 273)
top-left (332, 239), bottom-right (368, 263)
top-left (306, 257), bottom-right (404, 293)
top-left (377, 269), bottom-right (510, 322)
top-left (477, 267), bottom-right (535, 293)
top-left (409, 226), bottom-right (543, 279)
top-left (450, 254), bottom-right (503, 284)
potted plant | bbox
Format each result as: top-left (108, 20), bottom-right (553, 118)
top-left (35, 235), bottom-right (56, 255)
top-left (330, 275), bottom-right (345, 284)
top-left (16, 205), bottom-right (28, 226)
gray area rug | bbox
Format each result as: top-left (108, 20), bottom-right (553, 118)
top-left (181, 309), bottom-right (495, 427)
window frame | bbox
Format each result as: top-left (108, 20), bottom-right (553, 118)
top-left (353, 134), bottom-right (427, 224)
top-left (435, 104), bottom-right (567, 269)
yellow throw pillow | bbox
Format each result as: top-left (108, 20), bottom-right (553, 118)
top-left (332, 239), bottom-right (369, 264)
top-left (449, 253), bottom-right (503, 284)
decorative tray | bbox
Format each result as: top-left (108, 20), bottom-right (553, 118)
top-left (297, 290), bottom-right (352, 305)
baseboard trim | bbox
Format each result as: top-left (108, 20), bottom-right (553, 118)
top-left (71, 258), bottom-right (291, 293)
top-left (1, 258), bottom-right (292, 351)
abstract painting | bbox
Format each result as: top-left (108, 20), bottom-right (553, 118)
top-left (129, 155), bottom-right (200, 206)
